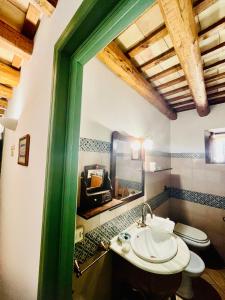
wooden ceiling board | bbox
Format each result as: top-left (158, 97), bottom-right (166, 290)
top-left (0, 0), bottom-right (26, 32)
top-left (160, 80), bottom-right (188, 93)
top-left (198, 0), bottom-right (225, 31)
top-left (0, 47), bottom-right (14, 64)
top-left (199, 34), bottom-right (219, 52)
top-left (159, 55), bottom-right (179, 70)
top-left (165, 90), bottom-right (191, 99)
top-left (144, 64), bottom-right (163, 77)
top-left (155, 71), bottom-right (181, 84)
top-left (219, 28), bottom-right (225, 42)
top-left (135, 3), bottom-right (164, 37)
top-left (116, 24), bottom-right (144, 50)
top-left (135, 38), bottom-right (170, 66)
top-left (7, 0), bottom-right (30, 12)
top-left (112, 0), bottom-right (225, 115)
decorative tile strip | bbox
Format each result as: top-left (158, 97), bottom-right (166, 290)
top-left (118, 178), bottom-right (142, 191)
top-left (171, 153), bottom-right (205, 159)
top-left (80, 137), bottom-right (111, 153)
top-left (74, 190), bottom-right (169, 263)
top-left (169, 187), bottom-right (225, 210)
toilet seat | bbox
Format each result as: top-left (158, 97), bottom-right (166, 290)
top-left (185, 251), bottom-right (205, 276)
top-left (174, 223), bottom-right (210, 248)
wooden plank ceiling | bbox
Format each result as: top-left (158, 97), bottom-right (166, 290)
top-left (0, 0), bottom-right (58, 116)
top-left (98, 0), bottom-right (225, 119)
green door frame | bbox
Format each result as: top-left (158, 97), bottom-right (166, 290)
top-left (38, 0), bottom-right (154, 299)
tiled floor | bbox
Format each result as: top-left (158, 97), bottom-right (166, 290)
top-left (176, 267), bottom-right (225, 300)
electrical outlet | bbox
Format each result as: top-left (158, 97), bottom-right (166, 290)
top-left (75, 226), bottom-right (84, 243)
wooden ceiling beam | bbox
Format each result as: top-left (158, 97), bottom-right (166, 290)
top-left (163, 85), bottom-right (189, 97)
top-left (0, 20), bottom-right (33, 60)
top-left (140, 48), bottom-right (175, 70)
top-left (157, 71), bottom-right (225, 91)
top-left (157, 76), bottom-right (186, 90)
top-left (206, 81), bottom-right (225, 93)
top-left (202, 41), bottom-right (225, 57)
top-left (0, 99), bottom-right (8, 109)
top-left (199, 17), bottom-right (225, 42)
top-left (193, 0), bottom-right (217, 15)
top-left (12, 55), bottom-right (23, 69)
top-left (30, 0), bottom-right (58, 16)
top-left (144, 40), bottom-right (225, 76)
top-left (138, 16), bottom-right (224, 72)
top-left (0, 62), bottom-right (20, 87)
top-left (168, 89), bottom-right (225, 104)
top-left (97, 41), bottom-right (177, 120)
top-left (205, 71), bottom-right (225, 84)
top-left (149, 56), bottom-right (225, 83)
top-left (208, 96), bottom-right (225, 106)
top-left (206, 90), bottom-right (225, 99)
top-left (127, 0), bottom-right (215, 58)
top-left (203, 58), bottom-right (225, 70)
top-left (175, 103), bottom-right (195, 112)
top-left (164, 77), bottom-right (225, 98)
top-left (22, 3), bottom-right (41, 39)
top-left (175, 95), bottom-right (225, 112)
top-left (158, 0), bottom-right (209, 116)
top-left (167, 93), bottom-right (192, 103)
top-left (171, 99), bottom-right (194, 108)
top-left (128, 25), bottom-right (167, 58)
top-left (0, 84), bottom-right (13, 98)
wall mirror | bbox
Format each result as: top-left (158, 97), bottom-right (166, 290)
top-left (110, 131), bottom-right (145, 202)
top-left (205, 128), bottom-right (225, 164)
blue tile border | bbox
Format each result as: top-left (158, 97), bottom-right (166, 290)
top-left (118, 178), bottom-right (142, 191)
top-left (80, 137), bottom-right (111, 153)
top-left (171, 153), bottom-right (205, 159)
top-left (79, 137), bottom-right (206, 160)
top-left (169, 187), bottom-right (225, 210)
top-left (74, 190), bottom-right (169, 263)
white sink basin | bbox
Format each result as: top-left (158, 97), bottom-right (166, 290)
top-left (131, 228), bottom-right (178, 263)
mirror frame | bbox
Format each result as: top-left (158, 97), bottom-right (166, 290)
top-left (110, 131), bottom-right (145, 204)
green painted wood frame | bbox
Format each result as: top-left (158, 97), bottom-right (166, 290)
top-left (38, 0), bottom-right (154, 299)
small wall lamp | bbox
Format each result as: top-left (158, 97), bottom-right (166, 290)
top-left (0, 118), bottom-right (18, 131)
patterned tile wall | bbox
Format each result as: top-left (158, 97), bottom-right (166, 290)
top-left (79, 137), bottom-right (207, 159)
top-left (80, 137), bottom-right (111, 153)
top-left (171, 153), bottom-right (205, 159)
top-left (169, 187), bottom-right (225, 210)
top-left (118, 178), bottom-right (142, 191)
top-left (74, 190), bottom-right (169, 264)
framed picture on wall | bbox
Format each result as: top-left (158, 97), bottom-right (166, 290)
top-left (18, 134), bottom-right (30, 166)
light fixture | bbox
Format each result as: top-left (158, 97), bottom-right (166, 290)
top-left (143, 138), bottom-right (154, 151)
top-left (131, 140), bottom-right (141, 151)
top-left (0, 117), bottom-right (18, 131)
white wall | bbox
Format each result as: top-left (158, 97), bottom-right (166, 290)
top-left (0, 1), bottom-right (82, 299)
top-left (170, 104), bottom-right (225, 153)
top-left (170, 105), bottom-right (225, 196)
top-left (80, 58), bottom-right (171, 152)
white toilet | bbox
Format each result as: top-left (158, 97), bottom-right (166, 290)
top-left (174, 223), bottom-right (210, 249)
top-left (174, 223), bottom-right (210, 299)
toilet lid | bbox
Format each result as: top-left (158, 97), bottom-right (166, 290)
top-left (185, 251), bottom-right (205, 274)
top-left (174, 223), bottom-right (209, 243)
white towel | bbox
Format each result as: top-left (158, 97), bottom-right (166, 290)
top-left (146, 214), bottom-right (175, 233)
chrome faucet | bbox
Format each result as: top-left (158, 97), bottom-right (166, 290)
top-left (140, 203), bottom-right (153, 227)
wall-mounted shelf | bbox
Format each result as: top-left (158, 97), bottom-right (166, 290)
top-left (77, 198), bottom-right (123, 219)
top-left (146, 168), bottom-right (173, 173)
